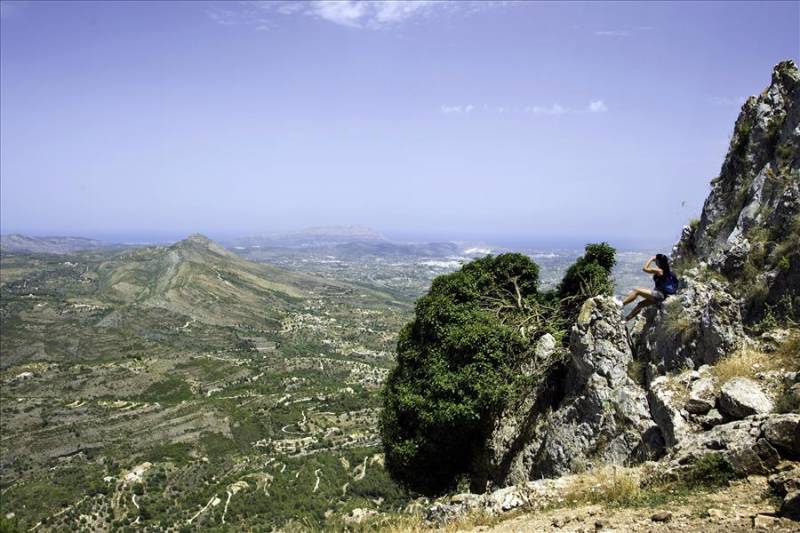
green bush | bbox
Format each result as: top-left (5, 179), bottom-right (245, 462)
top-left (557, 242), bottom-right (617, 324)
top-left (683, 453), bottom-right (738, 488)
top-left (380, 253), bottom-right (542, 495)
top-left (381, 246), bottom-right (616, 495)
top-left (0, 516), bottom-right (22, 533)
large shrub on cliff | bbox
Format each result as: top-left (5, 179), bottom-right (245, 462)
top-left (380, 245), bottom-right (617, 494)
top-left (380, 253), bottom-right (544, 495)
top-left (557, 242), bottom-right (617, 323)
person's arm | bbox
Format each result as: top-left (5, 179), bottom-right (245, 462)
top-left (642, 256), bottom-right (663, 276)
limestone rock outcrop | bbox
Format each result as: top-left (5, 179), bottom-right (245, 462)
top-left (673, 60), bottom-right (800, 322)
top-left (637, 277), bottom-right (745, 373)
top-left (489, 297), bottom-right (662, 486)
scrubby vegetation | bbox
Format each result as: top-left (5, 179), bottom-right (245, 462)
top-left (556, 243), bottom-right (617, 325)
top-left (711, 334), bottom-right (800, 384)
top-left (381, 244), bottom-right (616, 495)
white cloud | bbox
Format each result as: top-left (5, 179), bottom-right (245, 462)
top-left (442, 101), bottom-right (608, 116)
top-left (524, 104), bottom-right (566, 115)
top-left (207, 1), bottom-right (496, 30)
top-left (206, 4), bottom-right (272, 27)
top-left (440, 104), bottom-right (474, 114)
top-left (593, 26), bottom-right (654, 37)
top-left (588, 100), bottom-right (608, 113)
top-left (312, 1), bottom-right (371, 28)
top-left (594, 30), bottom-right (630, 37)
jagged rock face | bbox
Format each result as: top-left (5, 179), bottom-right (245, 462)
top-left (637, 277), bottom-right (744, 373)
top-left (647, 376), bottom-right (691, 448)
top-left (483, 333), bottom-right (566, 489)
top-left (673, 60), bottom-right (800, 321)
top-left (497, 297), bottom-right (663, 482)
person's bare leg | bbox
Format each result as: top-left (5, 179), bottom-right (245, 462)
top-left (623, 287), bottom-right (655, 306)
top-left (625, 298), bottom-right (655, 321)
top-left (622, 290), bottom-right (639, 305)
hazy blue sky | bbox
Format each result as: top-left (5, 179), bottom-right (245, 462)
top-left (1, 1), bottom-right (798, 246)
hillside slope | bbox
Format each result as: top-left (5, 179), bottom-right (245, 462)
top-left (0, 235), bottom-right (412, 530)
top-left (97, 234), bottom-right (318, 326)
top-left (0, 234), bottom-right (107, 254)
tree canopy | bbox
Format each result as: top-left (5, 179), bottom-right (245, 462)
top-left (380, 244), bottom-right (616, 495)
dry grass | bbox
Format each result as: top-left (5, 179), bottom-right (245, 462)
top-left (345, 513), bottom-right (429, 533)
top-left (710, 347), bottom-right (773, 383)
top-left (774, 332), bottom-right (800, 365)
top-left (563, 465), bottom-right (642, 507)
top-left (661, 299), bottom-right (694, 342)
top-left (711, 333), bottom-right (800, 383)
top-left (658, 363), bottom-right (695, 405)
top-left (443, 509), bottom-right (525, 533)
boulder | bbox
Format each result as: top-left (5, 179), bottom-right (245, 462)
top-left (424, 478), bottom-right (567, 524)
top-left (762, 413), bottom-right (800, 457)
top-left (424, 503), bottom-right (464, 525)
top-left (534, 333), bottom-right (556, 362)
top-left (484, 485), bottom-right (526, 513)
top-left (780, 491), bottom-right (800, 521)
top-left (769, 466), bottom-right (800, 497)
top-left (725, 437), bottom-right (780, 476)
top-left (668, 418), bottom-right (756, 475)
top-left (700, 408), bottom-right (726, 429)
top-left (718, 378), bottom-right (774, 420)
top-left (752, 514), bottom-right (780, 529)
top-left (668, 414), bottom-right (799, 477)
top-left (685, 377), bottom-right (716, 415)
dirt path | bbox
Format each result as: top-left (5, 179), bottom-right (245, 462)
top-left (187, 493), bottom-right (218, 524)
top-left (313, 468), bottom-right (322, 493)
top-left (468, 477), bottom-right (799, 533)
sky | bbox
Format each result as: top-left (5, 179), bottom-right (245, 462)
top-left (1, 1), bottom-right (798, 247)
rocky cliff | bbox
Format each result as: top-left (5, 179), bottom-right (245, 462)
top-left (431, 60), bottom-right (800, 523)
top-left (673, 59), bottom-right (800, 322)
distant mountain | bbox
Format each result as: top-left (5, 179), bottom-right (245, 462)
top-left (0, 234), bottom-right (107, 254)
top-left (231, 225), bottom-right (385, 248)
top-left (96, 233), bottom-right (367, 326)
top-left (228, 226), bottom-right (495, 259)
top-left (332, 240), bottom-right (461, 257)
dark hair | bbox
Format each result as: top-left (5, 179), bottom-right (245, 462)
top-left (655, 253), bottom-right (671, 275)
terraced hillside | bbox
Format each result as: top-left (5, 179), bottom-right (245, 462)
top-left (0, 235), bottom-right (413, 530)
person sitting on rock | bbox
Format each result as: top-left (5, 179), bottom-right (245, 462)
top-left (622, 253), bottom-right (678, 320)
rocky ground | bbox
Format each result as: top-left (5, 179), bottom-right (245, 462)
top-left (475, 476), bottom-right (799, 533)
